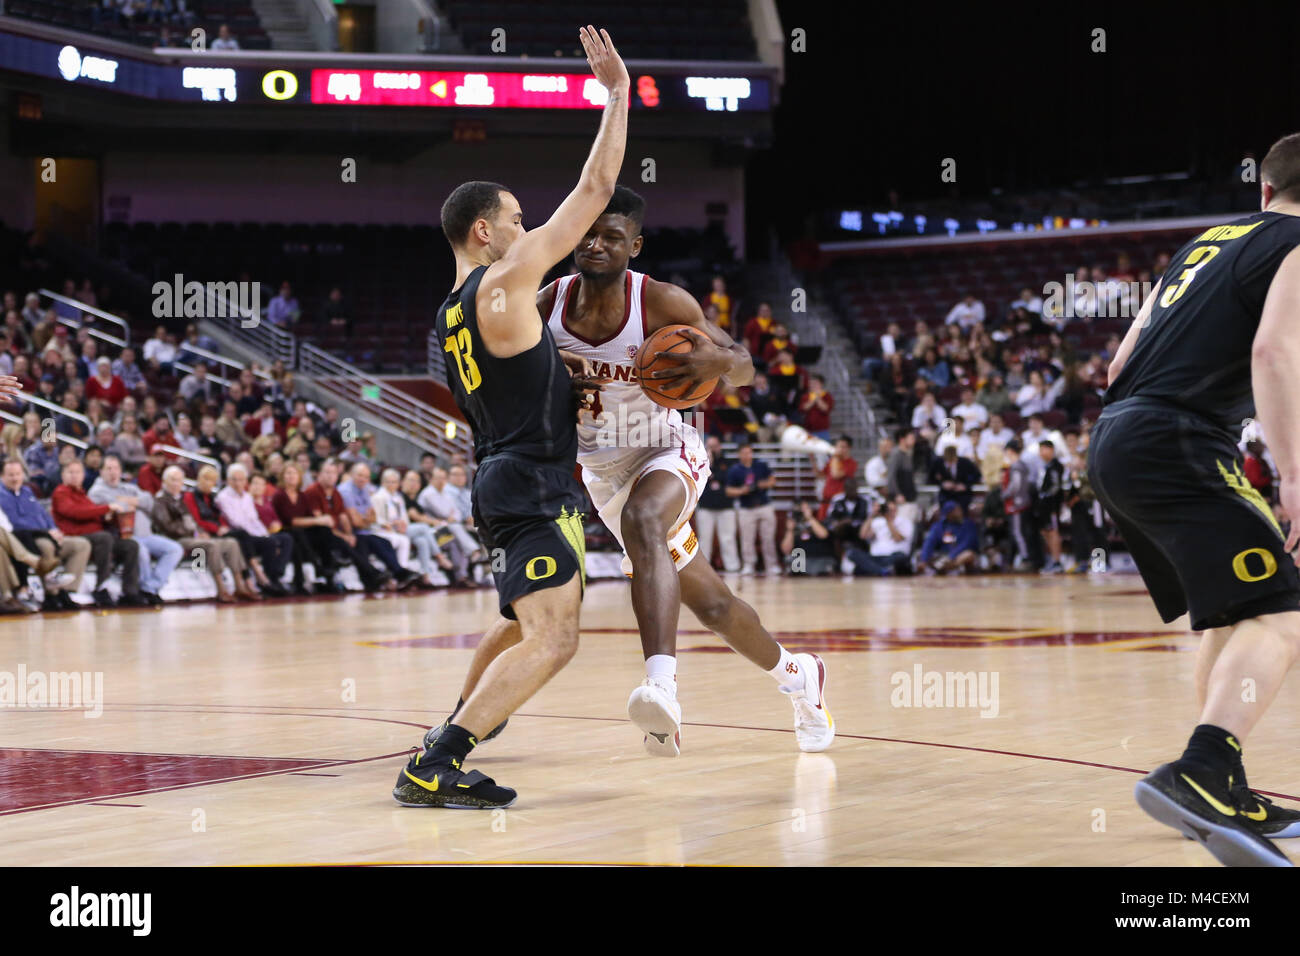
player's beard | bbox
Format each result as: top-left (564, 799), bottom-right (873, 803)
top-left (576, 260), bottom-right (626, 285)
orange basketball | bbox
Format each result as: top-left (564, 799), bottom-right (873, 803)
top-left (635, 324), bottom-right (719, 410)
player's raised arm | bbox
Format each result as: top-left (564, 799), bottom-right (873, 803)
top-left (500, 27), bottom-right (630, 281)
top-left (1253, 246), bottom-right (1300, 555)
top-left (644, 278), bottom-right (755, 388)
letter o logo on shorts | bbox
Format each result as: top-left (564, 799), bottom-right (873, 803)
top-left (525, 555), bottom-right (557, 580)
top-left (1232, 547), bottom-right (1278, 583)
top-left (262, 70), bottom-right (298, 100)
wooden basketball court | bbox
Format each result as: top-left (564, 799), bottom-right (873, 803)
top-left (4, 573), bottom-right (1296, 866)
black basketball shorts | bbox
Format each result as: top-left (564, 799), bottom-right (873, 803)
top-left (1088, 397), bottom-right (1300, 631)
top-left (471, 455), bottom-right (587, 621)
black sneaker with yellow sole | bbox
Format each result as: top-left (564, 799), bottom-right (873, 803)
top-left (422, 715), bottom-right (508, 751)
top-left (1135, 760), bottom-right (1292, 867)
top-left (392, 750), bottom-right (517, 809)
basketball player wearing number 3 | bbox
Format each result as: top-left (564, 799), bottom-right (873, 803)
top-left (538, 185), bottom-right (833, 756)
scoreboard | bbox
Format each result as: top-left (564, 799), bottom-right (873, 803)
top-left (0, 27), bottom-right (772, 113)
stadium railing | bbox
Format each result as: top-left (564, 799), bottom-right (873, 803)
top-left (39, 288), bottom-right (131, 348)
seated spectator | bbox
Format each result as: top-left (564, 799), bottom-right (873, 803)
top-left (24, 435), bottom-right (61, 497)
top-left (399, 468), bottom-right (463, 586)
top-left (86, 357), bottom-right (127, 408)
top-left (173, 413), bottom-right (200, 454)
top-left (51, 459), bottom-right (147, 608)
top-left (977, 373), bottom-right (1015, 417)
top-left (864, 436), bottom-right (892, 494)
top-left (742, 302), bottom-right (776, 356)
top-left (185, 464), bottom-right (267, 597)
top-left (135, 446), bottom-right (168, 494)
top-left (299, 460), bottom-right (391, 592)
top-left (370, 468), bottom-right (435, 590)
top-left (88, 454), bottom-right (177, 604)
top-left (916, 348), bottom-right (951, 390)
top-left (142, 414), bottom-right (175, 455)
top-left (910, 392), bottom-right (946, 434)
top-left (1015, 370), bottom-right (1058, 417)
top-left (339, 461), bottom-right (420, 589)
top-left (153, 464), bottom-right (257, 603)
top-left (934, 416), bottom-right (975, 460)
top-left (179, 362), bottom-right (219, 404)
top-left (743, 371), bottom-right (785, 438)
top-left (819, 435), bottom-right (857, 516)
top-left (705, 275), bottom-right (731, 332)
top-left (845, 499), bottom-right (914, 576)
top-left (210, 22), bottom-right (240, 50)
top-left (950, 388), bottom-right (989, 431)
top-left (417, 465), bottom-right (480, 581)
top-left (214, 400), bottom-right (245, 450)
top-left (0, 458), bottom-right (87, 611)
top-left (945, 294), bottom-right (986, 331)
top-left (244, 402), bottom-right (284, 443)
top-left (760, 323), bottom-right (796, 366)
top-left (267, 282), bottom-right (299, 328)
top-left (976, 412), bottom-right (1016, 459)
top-left (323, 288), bottom-right (351, 340)
top-left (796, 375), bottom-right (834, 441)
top-left (928, 445), bottom-right (981, 512)
top-left (780, 500), bottom-right (838, 576)
top-left (270, 463), bottom-right (336, 594)
top-left (216, 463), bottom-right (291, 597)
top-left (918, 500), bottom-right (980, 574)
top-left (0, 500), bottom-right (48, 614)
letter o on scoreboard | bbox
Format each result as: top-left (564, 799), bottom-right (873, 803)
top-left (1232, 547), bottom-right (1278, 583)
top-left (525, 555), bottom-right (557, 581)
top-left (262, 70), bottom-right (298, 100)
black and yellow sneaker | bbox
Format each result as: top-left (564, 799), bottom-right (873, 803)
top-left (1231, 784), bottom-right (1300, 839)
top-left (1135, 760), bottom-right (1291, 866)
top-left (392, 749), bottom-right (517, 809)
top-left (423, 716), bottom-right (507, 751)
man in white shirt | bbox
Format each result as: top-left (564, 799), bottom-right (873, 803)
top-left (944, 294), bottom-right (986, 331)
top-left (216, 462), bottom-right (291, 596)
top-left (210, 23), bottom-right (240, 50)
top-left (864, 436), bottom-right (893, 493)
top-left (1009, 287), bottom-right (1043, 315)
top-left (910, 393), bottom-right (947, 433)
top-left (977, 412), bottom-right (1016, 459)
top-left (950, 388), bottom-right (989, 431)
top-left (1021, 413), bottom-right (1069, 482)
top-left (846, 500), bottom-right (914, 576)
top-left (142, 325), bottom-right (177, 368)
top-left (87, 453), bottom-right (180, 603)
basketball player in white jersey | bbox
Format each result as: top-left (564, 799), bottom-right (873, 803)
top-left (535, 185), bottom-right (832, 755)
top-left (425, 188), bottom-right (833, 757)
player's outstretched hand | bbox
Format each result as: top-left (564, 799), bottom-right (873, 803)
top-left (0, 374), bottom-right (21, 404)
top-left (579, 26), bottom-right (629, 92)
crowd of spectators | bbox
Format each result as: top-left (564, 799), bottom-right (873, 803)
top-left (0, 281), bottom-right (490, 614)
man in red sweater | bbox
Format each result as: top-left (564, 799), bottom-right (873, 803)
top-left (51, 459), bottom-right (146, 608)
top-left (85, 357), bottom-right (128, 408)
top-left (135, 448), bottom-right (167, 494)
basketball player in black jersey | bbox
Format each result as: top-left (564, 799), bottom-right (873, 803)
top-left (1091, 133), bottom-right (1300, 866)
top-left (391, 25), bottom-right (629, 809)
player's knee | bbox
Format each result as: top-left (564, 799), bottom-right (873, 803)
top-left (621, 500), bottom-right (667, 550)
top-left (689, 588), bottom-right (735, 629)
top-left (542, 626), bottom-right (580, 668)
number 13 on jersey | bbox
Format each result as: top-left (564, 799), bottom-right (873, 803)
top-left (444, 326), bottom-right (483, 393)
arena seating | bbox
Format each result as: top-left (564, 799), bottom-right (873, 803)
top-left (6, 0), bottom-right (272, 50)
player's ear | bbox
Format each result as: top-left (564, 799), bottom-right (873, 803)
top-left (1261, 182), bottom-right (1274, 212)
top-left (630, 235), bottom-right (643, 259)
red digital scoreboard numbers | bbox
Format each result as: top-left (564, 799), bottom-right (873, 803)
top-left (310, 69), bottom-right (619, 108)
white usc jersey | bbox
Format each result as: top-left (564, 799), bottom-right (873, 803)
top-left (546, 269), bottom-right (709, 572)
top-left (546, 269), bottom-right (692, 469)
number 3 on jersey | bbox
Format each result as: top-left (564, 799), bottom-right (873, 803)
top-left (444, 326), bottom-right (482, 393)
top-left (1160, 245), bottom-right (1221, 308)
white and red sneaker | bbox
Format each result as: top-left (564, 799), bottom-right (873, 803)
top-left (782, 653), bottom-right (834, 752)
top-left (627, 677), bottom-right (682, 757)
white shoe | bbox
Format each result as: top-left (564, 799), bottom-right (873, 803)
top-left (782, 653), bottom-right (834, 752)
top-left (627, 678), bottom-right (682, 757)
top-left (740, 565), bottom-right (756, 576)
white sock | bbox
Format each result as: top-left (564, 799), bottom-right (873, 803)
top-left (768, 645), bottom-right (804, 692)
top-left (645, 654), bottom-right (677, 687)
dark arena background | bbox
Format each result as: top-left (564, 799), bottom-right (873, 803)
top-left (1, 0), bottom-right (1299, 929)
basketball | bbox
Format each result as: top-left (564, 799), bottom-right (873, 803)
top-left (635, 324), bottom-right (719, 410)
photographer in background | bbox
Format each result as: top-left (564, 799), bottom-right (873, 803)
top-left (780, 499), bottom-right (838, 576)
top-left (844, 499), bottom-right (914, 576)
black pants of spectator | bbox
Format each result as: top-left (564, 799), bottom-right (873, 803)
top-left (301, 526), bottom-right (386, 588)
top-left (284, 528), bottom-right (325, 587)
top-left (228, 529), bottom-right (293, 585)
top-left (845, 547), bottom-right (911, 577)
top-left (87, 531), bottom-right (141, 596)
top-left (354, 533), bottom-right (404, 577)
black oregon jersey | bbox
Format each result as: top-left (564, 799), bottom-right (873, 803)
top-left (435, 264), bottom-right (578, 466)
top-left (1105, 210), bottom-right (1300, 431)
